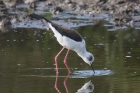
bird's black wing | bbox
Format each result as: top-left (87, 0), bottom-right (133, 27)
top-left (51, 22), bottom-right (83, 42)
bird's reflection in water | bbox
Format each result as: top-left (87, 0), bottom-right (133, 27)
top-left (54, 72), bottom-right (94, 93)
top-left (54, 72), bottom-right (70, 93)
top-left (63, 72), bottom-right (70, 93)
top-left (54, 73), bottom-right (61, 93)
top-left (76, 80), bottom-right (94, 93)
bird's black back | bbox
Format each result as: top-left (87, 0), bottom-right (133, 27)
top-left (50, 22), bottom-right (83, 42)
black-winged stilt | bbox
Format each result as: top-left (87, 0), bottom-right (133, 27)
top-left (25, 14), bottom-right (95, 73)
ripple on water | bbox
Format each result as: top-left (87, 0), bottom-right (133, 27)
top-left (19, 68), bottom-right (113, 78)
top-left (71, 70), bottom-right (114, 78)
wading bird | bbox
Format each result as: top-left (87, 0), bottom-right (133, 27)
top-left (26, 14), bottom-right (95, 73)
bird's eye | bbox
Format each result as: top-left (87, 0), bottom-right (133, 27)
top-left (88, 85), bottom-right (93, 90)
top-left (88, 56), bottom-right (92, 61)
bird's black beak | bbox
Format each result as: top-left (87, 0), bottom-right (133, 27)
top-left (90, 63), bottom-right (95, 74)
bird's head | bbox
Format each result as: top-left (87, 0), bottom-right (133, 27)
top-left (77, 51), bottom-right (95, 73)
top-left (82, 52), bottom-right (94, 66)
top-left (80, 52), bottom-right (95, 73)
top-left (76, 80), bottom-right (94, 93)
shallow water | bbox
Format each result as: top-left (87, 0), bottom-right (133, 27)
top-left (0, 22), bottom-right (140, 93)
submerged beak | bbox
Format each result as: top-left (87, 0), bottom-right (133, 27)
top-left (90, 63), bottom-right (95, 74)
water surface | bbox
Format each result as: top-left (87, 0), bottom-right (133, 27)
top-left (0, 22), bottom-right (140, 93)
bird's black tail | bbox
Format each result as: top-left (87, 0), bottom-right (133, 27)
top-left (41, 16), bottom-right (51, 23)
top-left (24, 13), bottom-right (51, 23)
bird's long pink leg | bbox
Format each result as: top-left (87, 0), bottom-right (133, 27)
top-left (55, 46), bottom-right (65, 73)
top-left (63, 50), bottom-right (71, 73)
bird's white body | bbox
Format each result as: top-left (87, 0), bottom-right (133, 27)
top-left (48, 23), bottom-right (94, 65)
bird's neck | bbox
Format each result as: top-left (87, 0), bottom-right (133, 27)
top-left (76, 48), bottom-right (87, 58)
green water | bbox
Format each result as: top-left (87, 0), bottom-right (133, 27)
top-left (0, 22), bottom-right (140, 93)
